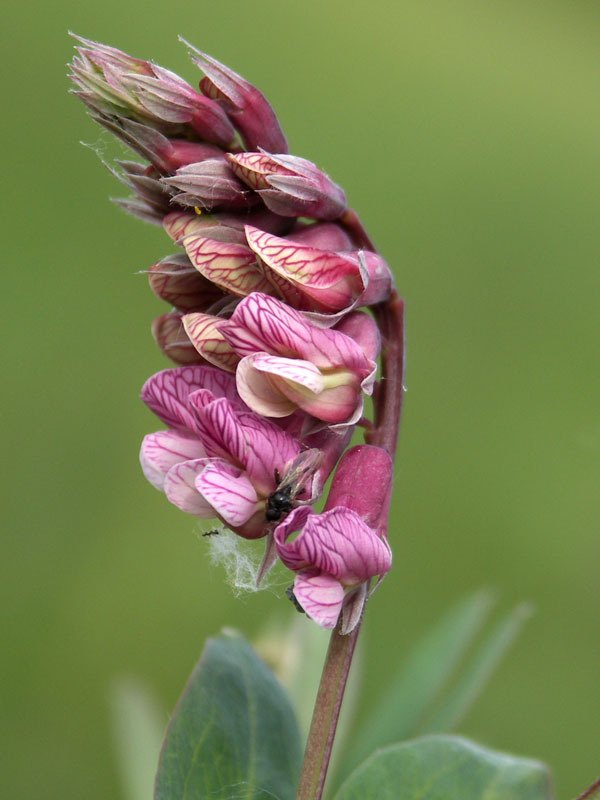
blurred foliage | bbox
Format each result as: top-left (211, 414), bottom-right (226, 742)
top-left (1, 1), bottom-right (599, 798)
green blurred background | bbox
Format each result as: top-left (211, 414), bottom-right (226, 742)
top-left (2, 0), bottom-right (599, 797)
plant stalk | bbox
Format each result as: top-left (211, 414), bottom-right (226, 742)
top-left (295, 619), bottom-right (362, 800)
top-left (295, 278), bottom-right (405, 800)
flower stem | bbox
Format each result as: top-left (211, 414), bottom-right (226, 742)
top-left (366, 289), bottom-right (406, 455)
top-left (295, 618), bottom-right (362, 800)
top-left (295, 290), bottom-right (405, 800)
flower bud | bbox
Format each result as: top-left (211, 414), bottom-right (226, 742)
top-left (152, 312), bottom-right (206, 365)
top-left (163, 208), bottom-right (294, 246)
top-left (70, 35), bottom-right (237, 147)
top-left (90, 113), bottom-right (224, 173)
top-left (324, 445), bottom-right (393, 538)
top-left (183, 40), bottom-right (288, 153)
top-left (162, 160), bottom-right (258, 212)
top-left (227, 152), bottom-right (347, 220)
top-left (148, 254), bottom-right (225, 312)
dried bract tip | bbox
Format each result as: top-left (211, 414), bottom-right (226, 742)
top-left (182, 39), bottom-right (289, 154)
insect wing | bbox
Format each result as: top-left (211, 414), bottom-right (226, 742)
top-left (278, 448), bottom-right (323, 499)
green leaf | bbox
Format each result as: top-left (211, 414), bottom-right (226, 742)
top-left (154, 630), bottom-right (303, 800)
top-left (334, 735), bottom-right (554, 800)
top-left (341, 591), bottom-right (493, 771)
top-left (109, 676), bottom-right (166, 800)
top-left (419, 603), bottom-right (531, 733)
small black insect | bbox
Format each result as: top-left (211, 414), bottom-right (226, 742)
top-left (265, 449), bottom-right (323, 523)
top-left (285, 585), bottom-right (305, 614)
top-left (202, 528), bottom-right (220, 537)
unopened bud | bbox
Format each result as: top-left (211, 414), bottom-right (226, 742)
top-left (227, 152), bottom-right (347, 220)
top-left (183, 40), bottom-right (288, 153)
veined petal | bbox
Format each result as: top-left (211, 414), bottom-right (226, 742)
top-left (226, 152), bottom-right (293, 190)
top-left (164, 458), bottom-right (216, 516)
top-left (222, 293), bottom-right (374, 375)
top-left (236, 412), bottom-right (301, 495)
top-left (190, 396), bottom-right (247, 464)
top-left (140, 431), bottom-right (207, 489)
top-left (183, 313), bottom-right (239, 372)
top-left (181, 235), bottom-right (273, 296)
top-left (293, 570), bottom-right (344, 629)
top-left (245, 226), bottom-right (365, 312)
top-left (163, 210), bottom-right (214, 243)
top-left (195, 460), bottom-right (260, 527)
top-left (275, 506), bottom-right (392, 584)
top-left (236, 354), bottom-right (297, 418)
top-left (141, 365), bottom-right (240, 433)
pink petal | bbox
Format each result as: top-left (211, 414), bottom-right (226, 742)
top-left (182, 313), bottom-right (239, 372)
top-left (140, 431), bottom-right (207, 490)
top-left (195, 460), bottom-right (259, 527)
top-left (275, 507), bottom-right (392, 584)
top-left (245, 226), bottom-right (365, 312)
top-left (141, 366), bottom-right (240, 433)
top-left (236, 411), bottom-right (300, 495)
top-left (164, 458), bottom-right (216, 516)
top-left (293, 570), bottom-right (344, 629)
top-left (235, 354), bottom-right (297, 417)
top-left (191, 396), bottom-right (247, 464)
top-left (221, 293), bottom-right (374, 378)
top-left (335, 311), bottom-right (381, 364)
top-left (181, 235), bottom-right (274, 296)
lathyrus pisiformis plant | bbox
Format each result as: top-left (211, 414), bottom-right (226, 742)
top-left (70, 33), bottom-right (593, 800)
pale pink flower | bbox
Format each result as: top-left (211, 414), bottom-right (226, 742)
top-left (140, 365), bottom-right (313, 538)
top-left (212, 294), bottom-right (379, 426)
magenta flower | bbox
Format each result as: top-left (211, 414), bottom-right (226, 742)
top-left (226, 151), bottom-right (347, 220)
top-left (274, 506), bottom-right (392, 630)
top-left (140, 365), bottom-right (305, 538)
top-left (189, 293), bottom-right (380, 426)
top-left (274, 445), bottom-right (394, 630)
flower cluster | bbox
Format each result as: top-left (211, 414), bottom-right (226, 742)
top-left (70, 35), bottom-right (404, 632)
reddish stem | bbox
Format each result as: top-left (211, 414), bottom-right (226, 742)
top-left (295, 619), bottom-right (361, 800)
top-left (295, 277), bottom-right (405, 799)
top-left (575, 777), bottom-right (600, 800)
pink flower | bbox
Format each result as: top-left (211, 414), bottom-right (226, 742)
top-left (213, 294), bottom-right (379, 427)
top-left (274, 506), bottom-right (392, 630)
top-left (226, 151), bottom-right (347, 220)
top-left (245, 225), bottom-right (393, 317)
top-left (274, 444), bottom-right (393, 630)
top-left (140, 366), bottom-right (304, 538)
